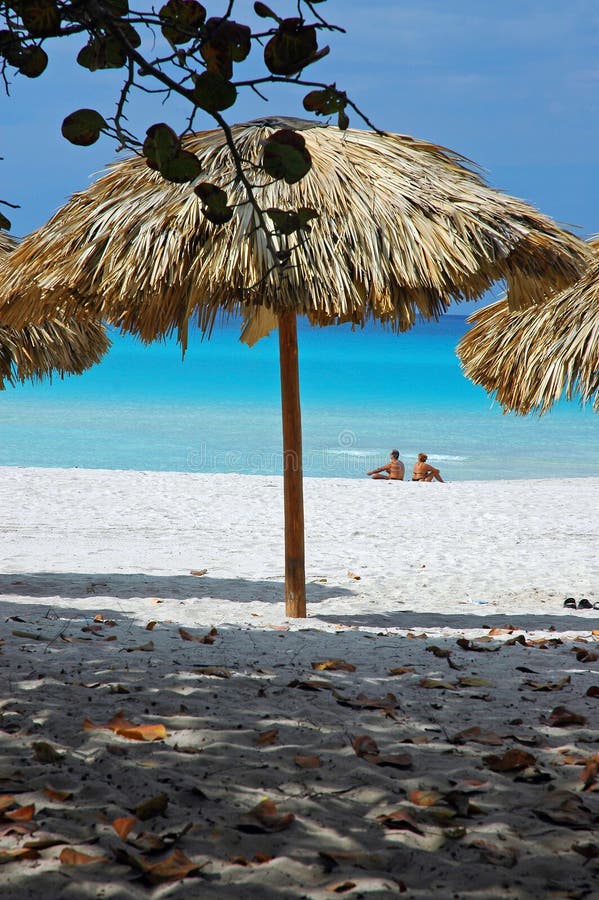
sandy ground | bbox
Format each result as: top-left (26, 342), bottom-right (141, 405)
top-left (0, 467), bottom-right (598, 899)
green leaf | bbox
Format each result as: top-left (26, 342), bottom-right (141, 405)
top-left (159, 0), bottom-right (206, 46)
top-left (267, 207), bottom-right (318, 235)
top-left (159, 149), bottom-right (202, 184)
top-left (17, 44), bottom-right (47, 77)
top-left (303, 86), bottom-right (346, 116)
top-left (104, 0), bottom-right (129, 16)
top-left (115, 21), bottom-right (141, 49)
top-left (200, 18), bottom-right (251, 77)
top-left (253, 2), bottom-right (280, 20)
top-left (262, 129), bottom-right (312, 184)
top-left (61, 108), bottom-right (107, 146)
top-left (142, 123), bottom-right (180, 170)
top-left (191, 70), bottom-right (236, 112)
top-left (264, 19), bottom-right (321, 76)
top-left (194, 182), bottom-right (233, 224)
top-left (77, 35), bottom-right (127, 70)
top-left (19, 0), bottom-right (60, 37)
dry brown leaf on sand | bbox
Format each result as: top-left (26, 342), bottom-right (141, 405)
top-left (377, 809), bottom-right (424, 834)
top-left (59, 848), bottom-right (108, 865)
top-left (135, 793), bottom-right (169, 821)
top-left (452, 726), bottom-right (504, 746)
top-left (125, 640), bottom-right (154, 652)
top-left (83, 713), bottom-right (167, 742)
top-left (312, 659), bottom-right (356, 672)
top-left (112, 816), bottom-right (138, 840)
top-left (483, 749), bottom-right (536, 772)
top-left (546, 707), bottom-right (587, 727)
top-left (294, 755), bottom-right (322, 769)
top-left (255, 728), bottom-right (279, 746)
top-left (237, 799), bottom-right (295, 833)
top-left (0, 848), bottom-right (40, 864)
top-left (347, 571), bottom-right (361, 580)
top-left (5, 803), bottom-right (35, 821)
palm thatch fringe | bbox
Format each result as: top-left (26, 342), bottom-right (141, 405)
top-left (0, 119), bottom-right (590, 348)
top-left (458, 252), bottom-right (599, 413)
top-left (0, 233), bottom-right (110, 388)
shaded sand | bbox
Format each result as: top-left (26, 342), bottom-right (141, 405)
top-left (0, 467), bottom-right (598, 898)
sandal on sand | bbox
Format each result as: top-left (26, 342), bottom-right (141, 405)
top-left (563, 597), bottom-right (576, 609)
top-left (577, 598), bottom-right (592, 609)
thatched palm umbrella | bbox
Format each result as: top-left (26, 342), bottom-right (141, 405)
top-left (458, 242), bottom-right (599, 414)
top-left (0, 233), bottom-right (110, 387)
top-left (0, 118), bottom-right (590, 616)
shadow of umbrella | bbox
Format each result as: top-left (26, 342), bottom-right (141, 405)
top-left (0, 231), bottom-right (110, 386)
top-left (0, 118), bottom-right (590, 616)
top-left (458, 239), bottom-right (599, 414)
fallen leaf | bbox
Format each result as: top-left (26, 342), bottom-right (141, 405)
top-left (388, 666), bottom-right (414, 676)
top-left (352, 735), bottom-right (379, 758)
top-left (60, 848), bottom-right (107, 865)
top-left (294, 755), bottom-right (321, 769)
top-left (327, 881), bottom-right (357, 894)
top-left (483, 749), bottom-right (536, 772)
top-left (452, 726), bottom-right (504, 746)
top-left (193, 666), bottom-right (231, 678)
top-left (523, 676), bottom-right (571, 691)
top-left (426, 645), bottom-right (461, 669)
top-left (408, 790), bottom-right (441, 807)
top-left (536, 792), bottom-right (595, 828)
top-left (0, 848), bottom-right (40, 864)
top-left (238, 799), bottom-right (294, 833)
top-left (190, 569), bottom-right (208, 576)
top-left (347, 571), bottom-right (361, 580)
top-left (419, 678), bottom-right (457, 690)
top-left (312, 659), bottom-right (356, 672)
top-left (377, 809), bottom-right (423, 833)
top-left (145, 621), bottom-right (157, 631)
top-left (458, 676), bottom-right (494, 688)
top-left (135, 793), bottom-right (169, 821)
top-left (31, 742), bottom-right (63, 764)
top-left (587, 686), bottom-right (599, 698)
top-left (288, 678), bottom-right (334, 691)
top-left (572, 842), bottom-right (599, 862)
top-left (337, 692), bottom-right (398, 711)
top-left (546, 707), bottom-right (587, 727)
top-left (83, 713), bottom-right (166, 742)
top-left (0, 796), bottom-right (15, 813)
top-left (5, 803), bottom-right (35, 821)
top-left (113, 816), bottom-right (137, 840)
top-left (255, 729), bottom-right (278, 746)
top-left (125, 641), bottom-right (154, 652)
top-left (117, 724), bottom-right (167, 742)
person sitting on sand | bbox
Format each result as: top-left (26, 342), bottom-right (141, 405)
top-left (412, 452), bottom-right (444, 482)
top-left (366, 450), bottom-right (405, 481)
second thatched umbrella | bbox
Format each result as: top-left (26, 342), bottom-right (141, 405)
top-left (0, 232), bottom-right (110, 388)
top-left (458, 240), bottom-right (599, 414)
top-left (0, 118), bottom-right (590, 616)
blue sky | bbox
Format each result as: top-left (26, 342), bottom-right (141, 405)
top-left (3, 1), bottom-right (599, 312)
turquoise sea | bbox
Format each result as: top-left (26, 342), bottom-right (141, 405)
top-left (1, 316), bottom-right (597, 481)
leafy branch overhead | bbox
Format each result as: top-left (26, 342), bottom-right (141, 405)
top-left (0, 0), bottom-right (367, 259)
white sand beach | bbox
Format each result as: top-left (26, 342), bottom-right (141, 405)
top-left (0, 467), bottom-right (598, 898)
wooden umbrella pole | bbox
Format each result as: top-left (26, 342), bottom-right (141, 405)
top-left (278, 310), bottom-right (306, 618)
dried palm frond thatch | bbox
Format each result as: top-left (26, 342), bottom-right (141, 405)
top-left (0, 118), bottom-right (589, 342)
top-left (0, 118), bottom-right (589, 617)
top-left (458, 253), bottom-right (599, 414)
top-left (0, 234), bottom-right (110, 388)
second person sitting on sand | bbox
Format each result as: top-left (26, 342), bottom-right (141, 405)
top-left (412, 452), bottom-right (444, 482)
top-left (366, 449), bottom-right (405, 481)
